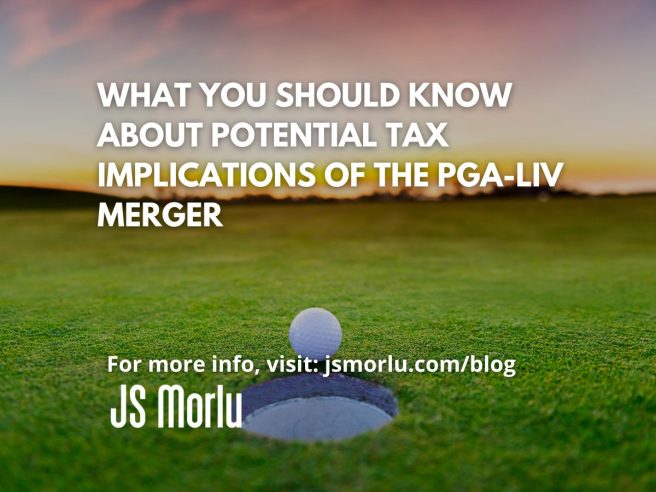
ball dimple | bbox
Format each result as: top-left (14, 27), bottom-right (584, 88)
top-left (289, 308), bottom-right (342, 360)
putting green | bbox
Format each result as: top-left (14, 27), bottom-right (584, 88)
top-left (0, 196), bottom-right (654, 490)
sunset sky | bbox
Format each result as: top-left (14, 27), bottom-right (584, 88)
top-left (0, 0), bottom-right (655, 195)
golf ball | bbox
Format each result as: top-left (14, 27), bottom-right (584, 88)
top-left (289, 308), bottom-right (342, 360)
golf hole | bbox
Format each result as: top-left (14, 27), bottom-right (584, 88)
top-left (240, 374), bottom-right (397, 442)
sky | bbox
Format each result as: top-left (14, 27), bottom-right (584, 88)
top-left (0, 0), bottom-right (655, 196)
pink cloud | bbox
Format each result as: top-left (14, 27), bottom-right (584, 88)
top-left (4, 0), bottom-right (648, 81)
top-left (233, 0), bottom-right (315, 27)
top-left (158, 0), bottom-right (316, 31)
top-left (8, 0), bottom-right (148, 68)
top-left (159, 0), bottom-right (229, 30)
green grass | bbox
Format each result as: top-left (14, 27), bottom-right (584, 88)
top-left (1, 196), bottom-right (655, 491)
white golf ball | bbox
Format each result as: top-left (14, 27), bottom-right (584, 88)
top-left (289, 308), bottom-right (342, 360)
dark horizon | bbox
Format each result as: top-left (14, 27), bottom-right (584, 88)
top-left (2, 183), bottom-right (654, 211)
